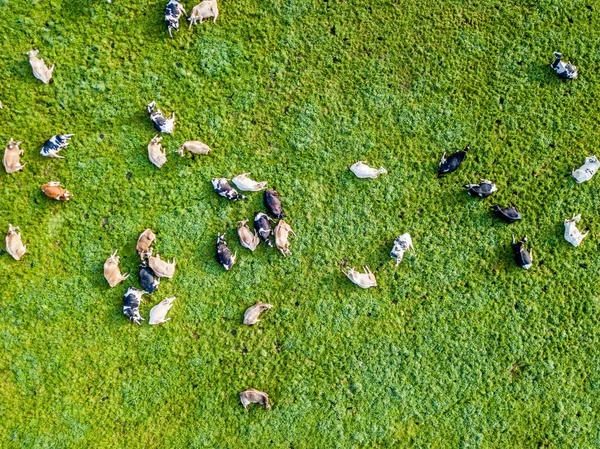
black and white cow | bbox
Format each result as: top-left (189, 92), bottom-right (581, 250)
top-left (211, 178), bottom-right (247, 201)
top-left (512, 235), bottom-right (532, 270)
top-left (491, 205), bottom-right (522, 224)
top-left (463, 180), bottom-right (497, 198)
top-left (438, 145), bottom-right (469, 177)
top-left (123, 287), bottom-right (147, 325)
top-left (147, 101), bottom-right (175, 133)
top-left (551, 52), bottom-right (578, 80)
top-left (254, 212), bottom-right (274, 247)
top-left (165, 0), bottom-right (187, 37)
top-left (40, 134), bottom-right (74, 158)
top-left (216, 233), bottom-right (236, 270)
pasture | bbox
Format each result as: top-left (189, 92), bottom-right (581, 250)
top-left (1, 0), bottom-right (599, 447)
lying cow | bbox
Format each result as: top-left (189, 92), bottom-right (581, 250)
top-left (564, 214), bottom-right (588, 247)
top-left (572, 156), bottom-right (600, 183)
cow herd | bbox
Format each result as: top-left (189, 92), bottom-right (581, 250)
top-left (0, 2), bottom-right (592, 411)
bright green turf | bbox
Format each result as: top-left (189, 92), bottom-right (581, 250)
top-left (1, 0), bottom-right (600, 447)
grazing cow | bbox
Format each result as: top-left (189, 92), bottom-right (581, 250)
top-left (5, 224), bottom-right (26, 261)
top-left (264, 189), bottom-right (285, 218)
top-left (139, 260), bottom-right (161, 293)
top-left (551, 52), bottom-right (578, 80)
top-left (26, 50), bottom-right (54, 84)
top-left (123, 287), bottom-right (147, 325)
top-left (148, 135), bottom-right (167, 168)
top-left (390, 233), bottom-right (414, 266)
top-left (254, 212), bottom-right (274, 247)
top-left (491, 205), bottom-right (522, 224)
top-left (564, 214), bottom-right (588, 247)
top-left (238, 219), bottom-right (260, 251)
top-left (212, 178), bottom-right (246, 200)
top-left (165, 0), bottom-right (187, 37)
top-left (188, 0), bottom-right (219, 27)
top-left (342, 265), bottom-right (377, 288)
top-left (148, 250), bottom-right (176, 278)
top-left (136, 229), bottom-right (156, 259)
top-left (232, 173), bottom-right (267, 191)
top-left (239, 388), bottom-right (271, 410)
top-left (40, 134), bottom-right (74, 158)
top-left (103, 250), bottom-right (129, 288)
top-left (177, 141), bottom-right (211, 157)
top-left (572, 156), bottom-right (600, 183)
top-left (349, 161), bottom-right (388, 179)
top-left (463, 180), bottom-right (497, 198)
top-left (243, 302), bottom-right (273, 325)
top-left (149, 297), bottom-right (176, 325)
top-left (3, 139), bottom-right (26, 173)
top-left (41, 181), bottom-right (72, 200)
top-left (147, 101), bottom-right (175, 133)
top-left (216, 233), bottom-right (236, 270)
top-left (438, 145), bottom-right (469, 177)
top-left (512, 235), bottom-right (533, 269)
top-left (274, 220), bottom-right (296, 256)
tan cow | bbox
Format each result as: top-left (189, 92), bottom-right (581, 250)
top-left (243, 302), bottom-right (273, 325)
top-left (6, 224), bottom-right (26, 260)
top-left (237, 219), bottom-right (260, 251)
top-left (177, 141), bottom-right (211, 157)
top-left (3, 139), bottom-right (26, 173)
top-left (148, 250), bottom-right (176, 278)
top-left (148, 135), bottom-right (167, 168)
top-left (239, 388), bottom-right (271, 410)
top-left (103, 250), bottom-right (129, 287)
top-left (274, 220), bottom-right (296, 256)
top-left (136, 229), bottom-right (156, 258)
top-left (188, 0), bottom-right (219, 27)
top-left (27, 50), bottom-right (54, 84)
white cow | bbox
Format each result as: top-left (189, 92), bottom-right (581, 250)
top-left (564, 214), bottom-right (588, 247)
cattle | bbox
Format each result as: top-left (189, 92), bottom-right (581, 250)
top-left (148, 250), bottom-right (176, 278)
top-left (390, 233), bottom-right (414, 266)
top-left (491, 205), bottom-right (522, 223)
top-left (103, 250), bottom-right (129, 287)
top-left (237, 219), bottom-right (260, 251)
top-left (254, 212), bottom-right (274, 247)
top-left (212, 178), bottom-right (247, 201)
top-left (148, 135), bottom-right (167, 168)
top-left (264, 189), bottom-right (285, 219)
top-left (239, 388), bottom-right (271, 410)
top-left (40, 134), bottom-right (73, 158)
top-left (165, 0), bottom-right (187, 37)
top-left (26, 50), bottom-right (54, 84)
top-left (5, 224), bottom-right (26, 261)
top-left (349, 161), bottom-right (388, 179)
top-left (438, 145), bottom-right (469, 176)
top-left (274, 220), bottom-right (296, 256)
top-left (3, 139), bottom-right (26, 173)
top-left (342, 265), bottom-right (377, 288)
top-left (139, 260), bottom-right (161, 293)
top-left (123, 287), bottom-right (147, 325)
top-left (232, 173), bottom-right (267, 191)
top-left (177, 141), bottom-right (211, 157)
top-left (551, 52), bottom-right (578, 80)
top-left (149, 297), bottom-right (177, 325)
top-left (147, 101), bottom-right (175, 133)
top-left (41, 181), bottom-right (72, 200)
top-left (216, 233), bottom-right (236, 270)
top-left (136, 229), bottom-right (156, 259)
top-left (188, 0), bottom-right (219, 27)
top-left (243, 302), bottom-right (273, 325)
top-left (463, 180), bottom-right (497, 198)
top-left (572, 156), bottom-right (600, 183)
top-left (512, 235), bottom-right (533, 269)
top-left (564, 214), bottom-right (589, 247)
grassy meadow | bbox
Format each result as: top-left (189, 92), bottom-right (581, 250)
top-left (1, 0), bottom-right (600, 447)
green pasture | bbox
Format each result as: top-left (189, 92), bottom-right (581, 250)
top-left (1, 0), bottom-right (599, 447)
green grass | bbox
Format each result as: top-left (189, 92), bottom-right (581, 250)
top-left (1, 0), bottom-right (600, 447)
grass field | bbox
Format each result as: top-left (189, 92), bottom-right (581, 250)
top-left (2, 0), bottom-right (600, 447)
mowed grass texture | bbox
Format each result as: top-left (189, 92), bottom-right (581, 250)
top-left (1, 0), bottom-right (600, 447)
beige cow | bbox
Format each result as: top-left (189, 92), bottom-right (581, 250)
top-left (3, 139), bottom-right (26, 173)
top-left (237, 219), bottom-right (260, 251)
top-left (188, 0), bottom-right (219, 27)
top-left (239, 388), bottom-right (271, 410)
top-left (6, 224), bottom-right (26, 261)
top-left (274, 220), bottom-right (296, 256)
top-left (148, 135), bottom-right (167, 168)
top-left (103, 250), bottom-right (129, 287)
top-left (177, 141), bottom-right (211, 157)
top-left (27, 50), bottom-right (54, 84)
top-left (342, 265), bottom-right (377, 288)
top-left (148, 250), bottom-right (176, 278)
top-left (243, 302), bottom-right (273, 325)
